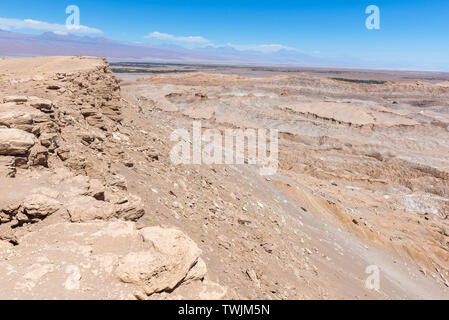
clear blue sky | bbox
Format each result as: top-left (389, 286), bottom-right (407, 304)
top-left (0, 0), bottom-right (448, 69)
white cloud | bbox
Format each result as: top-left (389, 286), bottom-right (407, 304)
top-left (144, 31), bottom-right (211, 44)
top-left (0, 17), bottom-right (102, 34)
top-left (144, 31), bottom-right (295, 53)
top-left (53, 30), bottom-right (69, 36)
top-left (223, 43), bottom-right (295, 53)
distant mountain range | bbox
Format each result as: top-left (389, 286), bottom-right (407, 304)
top-left (0, 29), bottom-right (329, 66)
top-left (1, 29), bottom-right (446, 71)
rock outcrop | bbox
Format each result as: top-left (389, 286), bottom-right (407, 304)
top-left (0, 128), bottom-right (35, 156)
top-left (0, 56), bottom-right (224, 300)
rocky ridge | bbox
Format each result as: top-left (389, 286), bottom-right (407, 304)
top-left (0, 56), bottom-right (225, 299)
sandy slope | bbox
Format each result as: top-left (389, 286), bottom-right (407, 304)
top-left (120, 69), bottom-right (449, 299)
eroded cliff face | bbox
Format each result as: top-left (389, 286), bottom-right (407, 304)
top-left (0, 56), bottom-right (225, 300)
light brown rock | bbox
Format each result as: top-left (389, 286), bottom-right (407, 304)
top-left (3, 96), bottom-right (27, 103)
top-left (116, 226), bottom-right (203, 295)
top-left (0, 156), bottom-right (16, 178)
top-left (66, 196), bottom-right (116, 222)
top-left (22, 194), bottom-right (61, 218)
top-left (113, 194), bottom-right (145, 221)
top-left (0, 103), bottom-right (48, 133)
top-left (0, 128), bottom-right (35, 155)
top-left (88, 179), bottom-right (106, 201)
top-left (27, 96), bottom-right (54, 113)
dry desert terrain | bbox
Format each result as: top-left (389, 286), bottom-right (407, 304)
top-left (0, 56), bottom-right (448, 299)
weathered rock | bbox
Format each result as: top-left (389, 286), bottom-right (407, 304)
top-left (183, 258), bottom-right (208, 284)
top-left (80, 106), bottom-right (98, 117)
top-left (0, 104), bottom-right (48, 133)
top-left (46, 83), bottom-right (61, 90)
top-left (0, 202), bottom-right (21, 223)
top-left (3, 96), bottom-right (27, 104)
top-left (0, 156), bottom-right (16, 178)
top-left (39, 132), bottom-right (58, 149)
top-left (113, 194), bottom-right (145, 221)
top-left (78, 129), bottom-right (106, 145)
top-left (116, 226), bottom-right (203, 296)
top-left (27, 96), bottom-right (54, 113)
top-left (28, 145), bottom-right (48, 166)
top-left (86, 115), bottom-right (106, 129)
top-left (88, 179), bottom-right (105, 201)
top-left (22, 194), bottom-right (61, 218)
top-left (0, 128), bottom-right (35, 155)
top-left (66, 196), bottom-right (116, 222)
top-left (108, 174), bottom-right (127, 190)
top-left (56, 148), bottom-right (70, 161)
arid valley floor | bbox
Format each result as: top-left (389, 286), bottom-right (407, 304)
top-left (0, 56), bottom-right (448, 299)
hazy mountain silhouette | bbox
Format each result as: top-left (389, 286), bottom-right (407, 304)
top-left (0, 30), bottom-right (329, 65)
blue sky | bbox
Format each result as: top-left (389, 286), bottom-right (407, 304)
top-left (0, 0), bottom-right (448, 70)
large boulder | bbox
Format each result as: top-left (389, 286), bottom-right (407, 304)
top-left (0, 128), bottom-right (35, 155)
top-left (116, 227), bottom-right (204, 295)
